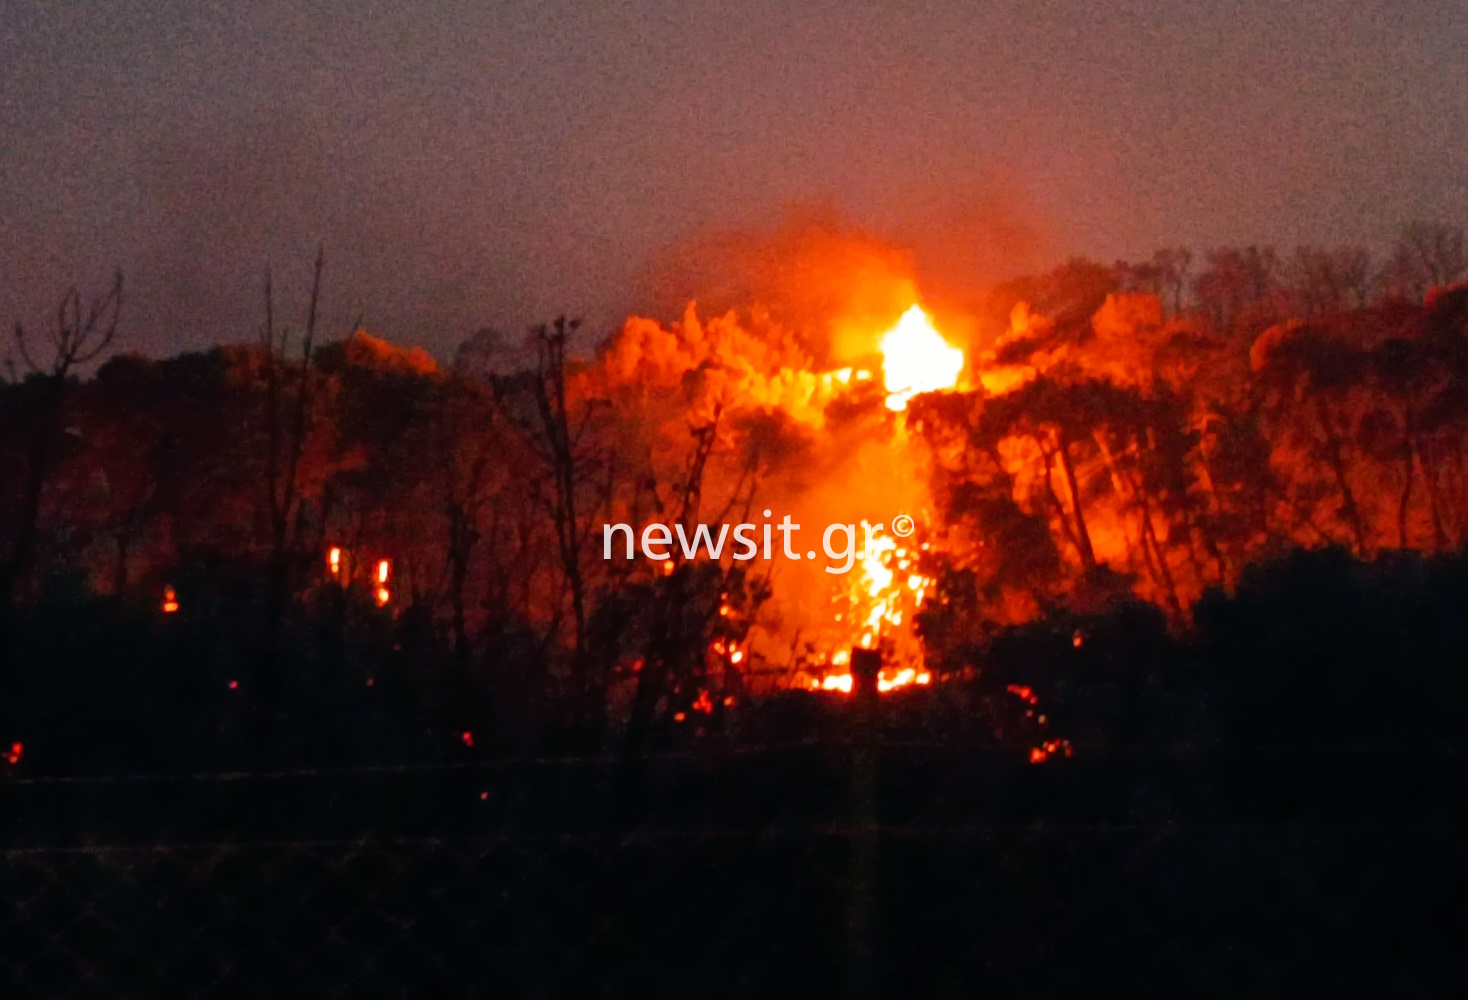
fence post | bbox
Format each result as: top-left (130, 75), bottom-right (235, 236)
top-left (848, 647), bottom-right (882, 1000)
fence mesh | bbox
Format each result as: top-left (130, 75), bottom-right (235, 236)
top-left (3, 740), bottom-right (1466, 997)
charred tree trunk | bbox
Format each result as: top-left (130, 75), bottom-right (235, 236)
top-left (1137, 488), bottom-right (1184, 621)
top-left (1037, 446), bottom-right (1081, 562)
top-left (447, 509), bottom-right (475, 669)
top-left (1398, 408), bottom-right (1416, 550)
top-left (531, 318), bottom-right (599, 737)
top-left (1419, 441), bottom-right (1449, 551)
top-left (615, 572), bottom-right (685, 825)
top-left (1315, 395), bottom-right (1368, 554)
top-left (1054, 435), bottom-right (1098, 571)
top-left (0, 378), bottom-right (64, 606)
top-left (112, 528), bottom-right (132, 596)
top-left (846, 648), bottom-right (881, 1000)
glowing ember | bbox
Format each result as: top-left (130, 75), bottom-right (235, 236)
top-left (162, 586), bottom-right (179, 614)
top-left (821, 674), bottom-right (853, 693)
top-left (879, 305), bottom-right (964, 412)
top-left (1007, 684), bottom-right (1037, 703)
top-left (876, 667), bottom-right (933, 692)
top-left (328, 546), bottom-right (342, 575)
top-left (877, 668), bottom-right (915, 692)
top-left (1030, 739), bottom-right (1073, 763)
top-left (5, 742), bottom-right (22, 765)
top-left (809, 666), bottom-right (930, 694)
top-left (376, 559), bottom-right (391, 585)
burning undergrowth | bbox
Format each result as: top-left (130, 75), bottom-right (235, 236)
top-left (587, 229), bottom-right (969, 697)
top-left (7, 220), bottom-right (1468, 762)
top-left (573, 224), bottom-right (1468, 721)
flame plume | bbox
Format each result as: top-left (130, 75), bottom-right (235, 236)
top-left (806, 304), bottom-right (962, 693)
top-left (879, 305), bottom-right (965, 412)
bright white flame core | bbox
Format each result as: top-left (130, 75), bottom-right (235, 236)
top-left (880, 306), bottom-right (964, 411)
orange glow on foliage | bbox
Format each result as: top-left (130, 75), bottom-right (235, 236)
top-left (345, 329), bottom-right (438, 375)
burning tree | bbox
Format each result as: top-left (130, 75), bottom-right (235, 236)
top-left (8, 220), bottom-right (1468, 754)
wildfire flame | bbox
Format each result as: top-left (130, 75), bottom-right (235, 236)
top-left (801, 305), bottom-right (961, 694)
top-left (806, 528), bottom-right (938, 694)
top-left (657, 299), bottom-right (961, 697)
top-left (375, 558), bottom-right (392, 606)
top-left (879, 305), bottom-right (964, 412)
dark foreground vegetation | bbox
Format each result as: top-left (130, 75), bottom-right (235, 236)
top-left (4, 225), bottom-right (1468, 993)
top-left (2, 547), bottom-right (1466, 997)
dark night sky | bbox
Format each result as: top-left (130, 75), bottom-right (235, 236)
top-left (2, 0), bottom-right (1465, 359)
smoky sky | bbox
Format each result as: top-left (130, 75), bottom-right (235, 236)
top-left (2, 0), bottom-right (1465, 360)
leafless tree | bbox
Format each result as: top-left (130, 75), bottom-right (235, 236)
top-left (257, 248), bottom-right (323, 701)
top-left (431, 376), bottom-right (500, 667)
top-left (1194, 246), bottom-right (1284, 336)
top-left (2, 271), bottom-right (122, 605)
top-left (1289, 246), bottom-right (1372, 316)
top-left (1117, 248), bottom-right (1194, 316)
top-left (1381, 222), bottom-right (1466, 302)
top-left (1155, 247), bottom-right (1194, 316)
top-left (524, 317), bottom-right (611, 727)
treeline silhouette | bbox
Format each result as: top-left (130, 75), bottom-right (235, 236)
top-left (2, 225), bottom-right (1467, 740)
top-left (2, 226), bottom-right (1468, 993)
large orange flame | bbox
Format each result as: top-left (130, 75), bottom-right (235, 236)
top-left (809, 529), bottom-right (935, 694)
top-left (879, 305), bottom-right (965, 411)
top-left (797, 305), bottom-right (962, 694)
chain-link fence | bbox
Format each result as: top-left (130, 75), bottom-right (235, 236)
top-left (4, 739), bottom-right (1467, 997)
